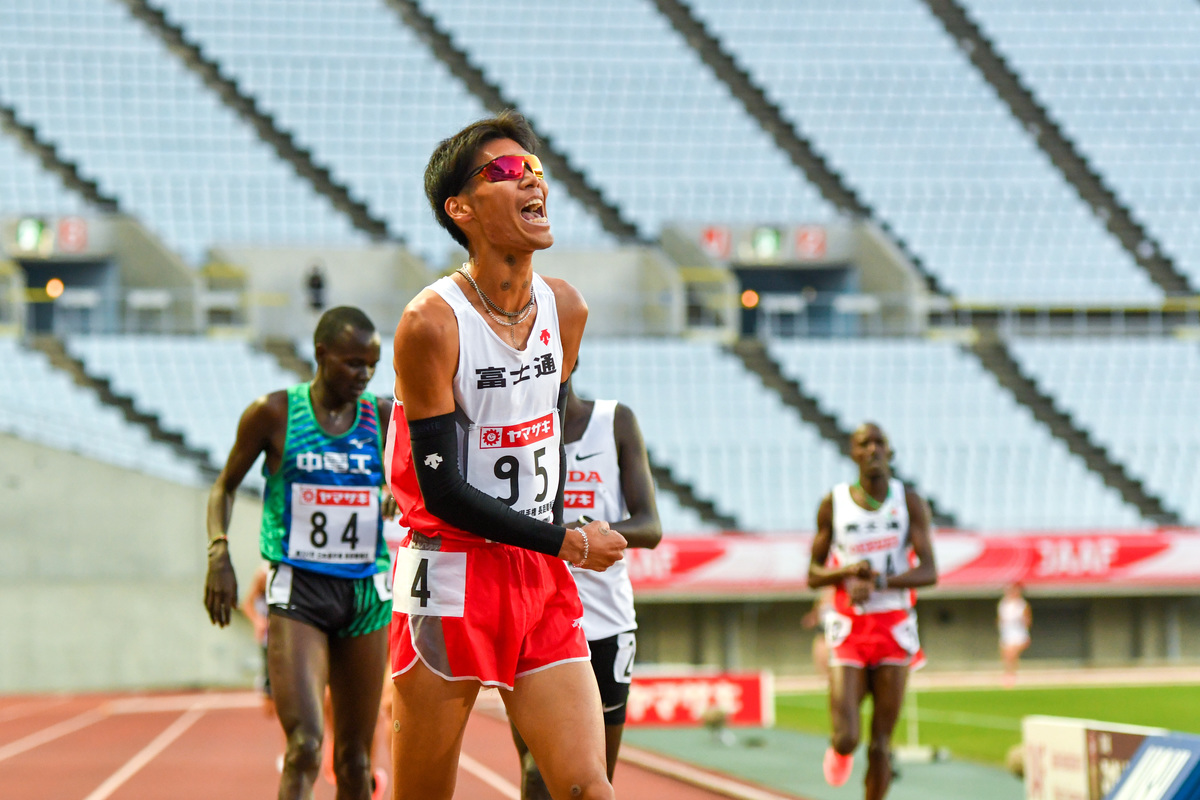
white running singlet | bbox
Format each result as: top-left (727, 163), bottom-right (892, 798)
top-left (829, 478), bottom-right (915, 616)
top-left (429, 274), bottom-right (564, 526)
top-left (998, 596), bottom-right (1030, 648)
top-left (563, 400), bottom-right (636, 641)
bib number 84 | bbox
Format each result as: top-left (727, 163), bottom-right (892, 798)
top-left (310, 511), bottom-right (359, 550)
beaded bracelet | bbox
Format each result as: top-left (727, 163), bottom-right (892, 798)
top-left (573, 529), bottom-right (589, 568)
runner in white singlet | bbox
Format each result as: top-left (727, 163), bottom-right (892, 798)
top-left (388, 111), bottom-right (625, 800)
top-left (808, 423), bottom-right (938, 800)
top-left (998, 584), bottom-right (1032, 688)
top-left (509, 377), bottom-right (662, 799)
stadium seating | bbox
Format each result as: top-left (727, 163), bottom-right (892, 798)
top-left (0, 338), bottom-right (203, 486)
top-left (0, 128), bottom-right (91, 219)
top-left (686, 0), bottom-right (1160, 304)
top-left (960, 0), bottom-right (1200, 288)
top-left (420, 0), bottom-right (837, 240)
top-left (573, 339), bottom-right (855, 532)
top-left (155, 0), bottom-right (616, 264)
top-left (768, 338), bottom-right (1146, 530)
top-left (1010, 336), bottom-right (1200, 524)
top-left (652, 487), bottom-right (720, 536)
top-left (0, 0), bottom-right (364, 264)
top-left (66, 335), bottom-right (302, 491)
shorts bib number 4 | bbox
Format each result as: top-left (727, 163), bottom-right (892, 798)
top-left (289, 484), bottom-right (379, 564)
top-left (392, 547), bottom-right (467, 617)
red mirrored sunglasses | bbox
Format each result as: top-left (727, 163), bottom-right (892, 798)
top-left (462, 154), bottom-right (544, 189)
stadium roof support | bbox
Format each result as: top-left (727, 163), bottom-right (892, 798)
top-left (969, 333), bottom-right (1181, 526)
top-left (0, 99), bottom-right (118, 214)
top-left (116, 0), bottom-right (396, 244)
top-left (922, 0), bottom-right (1196, 297)
top-left (649, 0), bottom-right (950, 299)
top-left (729, 338), bottom-right (959, 528)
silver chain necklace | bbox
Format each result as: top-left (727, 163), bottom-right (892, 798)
top-left (458, 265), bottom-right (536, 345)
top-left (458, 264), bottom-right (534, 319)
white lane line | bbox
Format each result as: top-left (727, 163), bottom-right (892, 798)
top-left (106, 692), bottom-right (260, 715)
top-left (0, 696), bottom-right (69, 724)
top-left (620, 745), bottom-right (802, 800)
top-left (897, 707), bottom-right (1021, 731)
top-left (82, 706), bottom-right (206, 800)
top-left (0, 707), bottom-right (108, 764)
top-left (459, 752), bottom-right (520, 800)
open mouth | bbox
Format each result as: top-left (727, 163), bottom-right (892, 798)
top-left (520, 198), bottom-right (547, 224)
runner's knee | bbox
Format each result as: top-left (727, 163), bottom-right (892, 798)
top-left (831, 730), bottom-right (859, 756)
top-left (284, 728), bottom-right (323, 773)
top-left (867, 737), bottom-right (892, 763)
top-left (334, 746), bottom-right (371, 780)
top-left (566, 777), bottom-right (614, 800)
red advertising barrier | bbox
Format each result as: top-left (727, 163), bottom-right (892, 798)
top-left (626, 672), bottom-right (775, 727)
top-left (626, 530), bottom-right (1200, 596)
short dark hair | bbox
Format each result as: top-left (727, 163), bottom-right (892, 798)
top-left (313, 306), bottom-right (375, 349)
top-left (424, 110), bottom-right (540, 250)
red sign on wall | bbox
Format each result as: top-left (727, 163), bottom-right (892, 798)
top-left (626, 672), bottom-right (774, 727)
top-left (626, 531), bottom-right (1200, 596)
top-left (700, 226), bottom-right (732, 260)
top-left (794, 226), bottom-right (827, 260)
top-left (57, 217), bottom-right (88, 253)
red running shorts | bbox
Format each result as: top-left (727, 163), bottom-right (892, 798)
top-left (390, 532), bottom-right (589, 690)
top-left (826, 608), bottom-right (922, 670)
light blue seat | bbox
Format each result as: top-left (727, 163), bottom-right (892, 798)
top-left (961, 0), bottom-right (1200, 288)
top-left (687, 0), bottom-right (1160, 305)
top-left (768, 337), bottom-right (1146, 530)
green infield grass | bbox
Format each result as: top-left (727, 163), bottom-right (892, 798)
top-left (776, 683), bottom-right (1200, 766)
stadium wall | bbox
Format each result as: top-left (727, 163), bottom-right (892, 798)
top-left (0, 434), bottom-right (262, 692)
top-left (6, 431), bottom-right (1199, 690)
top-left (211, 244), bottom-right (433, 344)
top-left (538, 248), bottom-right (687, 337)
top-left (633, 595), bottom-right (1200, 675)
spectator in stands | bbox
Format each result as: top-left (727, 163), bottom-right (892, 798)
top-left (509, 373), bottom-right (662, 799)
top-left (808, 422), bottom-right (938, 799)
top-left (204, 306), bottom-right (394, 800)
top-left (385, 110), bottom-right (625, 800)
top-left (998, 584), bottom-right (1032, 688)
top-left (307, 262), bottom-right (326, 312)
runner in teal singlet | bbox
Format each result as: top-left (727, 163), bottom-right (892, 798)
top-left (205, 306), bottom-right (394, 800)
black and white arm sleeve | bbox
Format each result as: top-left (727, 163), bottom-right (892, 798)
top-left (407, 412), bottom-right (567, 557)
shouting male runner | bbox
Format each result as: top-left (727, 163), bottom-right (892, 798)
top-left (205, 306), bottom-right (394, 800)
top-left (510, 374), bottom-right (662, 798)
top-left (386, 111), bottom-right (626, 800)
top-left (808, 422), bottom-right (937, 800)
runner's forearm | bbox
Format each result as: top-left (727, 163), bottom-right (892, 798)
top-left (611, 513), bottom-right (661, 548)
top-left (409, 413), bottom-right (567, 557)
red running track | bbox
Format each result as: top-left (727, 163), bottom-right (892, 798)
top-left (0, 691), bottom-right (800, 799)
